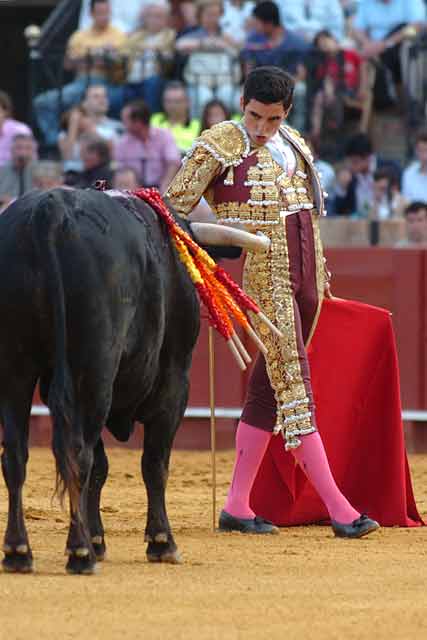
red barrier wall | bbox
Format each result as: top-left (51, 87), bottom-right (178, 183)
top-left (28, 249), bottom-right (427, 450)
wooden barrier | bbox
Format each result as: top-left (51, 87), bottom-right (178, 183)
top-left (320, 217), bottom-right (406, 247)
top-left (27, 248), bottom-right (427, 451)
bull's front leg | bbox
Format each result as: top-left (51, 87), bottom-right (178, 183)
top-left (142, 418), bottom-right (181, 564)
top-left (1, 386), bottom-right (35, 573)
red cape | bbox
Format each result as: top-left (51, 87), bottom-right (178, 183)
top-left (250, 298), bottom-right (423, 527)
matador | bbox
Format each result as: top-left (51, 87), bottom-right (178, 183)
top-left (167, 66), bottom-right (379, 538)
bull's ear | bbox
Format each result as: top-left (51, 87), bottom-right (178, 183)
top-left (202, 245), bottom-right (243, 261)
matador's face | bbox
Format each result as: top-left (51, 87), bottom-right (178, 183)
top-left (241, 98), bottom-right (289, 147)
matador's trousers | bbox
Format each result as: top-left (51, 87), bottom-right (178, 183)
top-left (242, 210), bottom-right (325, 449)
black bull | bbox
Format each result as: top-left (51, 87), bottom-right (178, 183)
top-left (0, 187), bottom-right (201, 574)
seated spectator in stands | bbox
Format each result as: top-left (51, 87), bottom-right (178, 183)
top-left (117, 2), bottom-right (176, 114)
top-left (0, 91), bottom-right (34, 167)
top-left (334, 133), bottom-right (401, 216)
top-left (310, 29), bottom-right (368, 141)
top-left (220, 0), bottom-right (255, 45)
top-left (75, 135), bottom-right (113, 188)
top-left (79, 0), bottom-right (147, 33)
top-left (366, 168), bottom-right (406, 219)
top-left (114, 100), bottom-right (181, 192)
top-left (241, 1), bottom-right (309, 129)
top-left (32, 161), bottom-right (64, 190)
top-left (280, 0), bottom-right (345, 43)
top-left (396, 201), bottom-right (427, 245)
top-left (177, 0), bottom-right (241, 117)
top-left (82, 84), bottom-right (123, 140)
top-left (0, 134), bottom-right (36, 210)
top-left (241, 1), bottom-right (309, 75)
top-left (352, 0), bottom-right (426, 109)
top-left (34, 0), bottom-right (126, 147)
top-left (402, 129), bottom-right (427, 202)
top-left (151, 82), bottom-right (200, 155)
top-left (59, 85), bottom-right (122, 181)
top-left (58, 105), bottom-right (96, 181)
top-left (305, 135), bottom-right (336, 201)
top-left (200, 98), bottom-right (231, 132)
top-left (112, 166), bottom-right (140, 190)
top-left (176, 1), bottom-right (200, 37)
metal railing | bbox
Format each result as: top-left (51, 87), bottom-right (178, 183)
top-left (30, 405), bottom-right (427, 422)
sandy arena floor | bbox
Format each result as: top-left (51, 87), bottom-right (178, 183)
top-left (0, 447), bottom-right (426, 640)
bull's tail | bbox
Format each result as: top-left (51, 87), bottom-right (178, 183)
top-left (32, 191), bottom-right (80, 513)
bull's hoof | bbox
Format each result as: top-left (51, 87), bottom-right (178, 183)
top-left (146, 541), bottom-right (182, 564)
top-left (65, 547), bottom-right (98, 575)
top-left (91, 536), bottom-right (107, 562)
top-left (2, 545), bottom-right (34, 573)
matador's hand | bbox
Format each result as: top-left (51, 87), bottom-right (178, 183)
top-left (323, 258), bottom-right (332, 299)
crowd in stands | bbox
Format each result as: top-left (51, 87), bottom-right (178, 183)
top-left (1, 0), bottom-right (427, 246)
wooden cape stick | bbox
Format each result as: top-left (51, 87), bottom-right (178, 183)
top-left (208, 326), bottom-right (216, 532)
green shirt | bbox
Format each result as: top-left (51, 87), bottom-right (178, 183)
top-left (150, 114), bottom-right (200, 154)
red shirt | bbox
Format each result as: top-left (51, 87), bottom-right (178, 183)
top-left (316, 50), bottom-right (362, 92)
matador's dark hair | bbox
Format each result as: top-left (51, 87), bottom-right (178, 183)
top-left (243, 66), bottom-right (294, 110)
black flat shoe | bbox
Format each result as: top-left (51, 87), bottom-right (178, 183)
top-left (331, 514), bottom-right (380, 539)
top-left (218, 510), bottom-right (279, 534)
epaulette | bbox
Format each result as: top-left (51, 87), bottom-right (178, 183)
top-left (186, 121), bottom-right (251, 168)
top-left (281, 124), bottom-right (314, 162)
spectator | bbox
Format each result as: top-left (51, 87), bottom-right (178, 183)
top-left (177, 0), bottom-right (241, 117)
top-left (0, 134), bottom-right (36, 210)
top-left (79, 0), bottom-right (148, 33)
top-left (34, 0), bottom-right (126, 147)
top-left (305, 135), bottom-right (336, 200)
top-left (151, 82), bottom-right (200, 154)
top-left (0, 91), bottom-right (34, 167)
top-left (118, 2), bottom-right (176, 114)
top-left (113, 100), bottom-right (181, 192)
top-left (58, 105), bottom-right (97, 179)
top-left (200, 98), bottom-right (231, 131)
top-left (396, 201), bottom-right (427, 245)
top-left (279, 0), bottom-right (345, 43)
top-left (241, 1), bottom-right (310, 75)
top-left (334, 133), bottom-right (401, 216)
top-left (352, 0), bottom-right (426, 108)
top-left (366, 168), bottom-right (406, 219)
top-left (176, 1), bottom-right (200, 37)
top-left (220, 0), bottom-right (255, 45)
top-left (402, 129), bottom-right (427, 202)
top-left (82, 84), bottom-right (123, 140)
top-left (75, 134), bottom-right (113, 188)
top-left (112, 166), bottom-right (140, 190)
top-left (309, 29), bottom-right (368, 141)
top-left (241, 1), bottom-right (310, 129)
top-left (32, 161), bottom-right (64, 190)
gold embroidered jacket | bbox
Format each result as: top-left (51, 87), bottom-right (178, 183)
top-left (165, 120), bottom-right (327, 225)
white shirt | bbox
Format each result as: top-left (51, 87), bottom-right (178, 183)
top-left (278, 0), bottom-right (345, 42)
top-left (315, 159), bottom-right (335, 195)
top-left (220, 1), bottom-right (255, 44)
top-left (266, 132), bottom-right (297, 176)
top-left (402, 161), bottom-right (427, 202)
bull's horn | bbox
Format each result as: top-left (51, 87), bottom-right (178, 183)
top-left (190, 222), bottom-right (270, 253)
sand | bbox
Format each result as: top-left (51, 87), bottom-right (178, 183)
top-left (0, 447), bottom-right (426, 640)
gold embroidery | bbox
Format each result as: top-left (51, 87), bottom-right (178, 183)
top-left (244, 223), bottom-right (317, 450)
top-left (166, 146), bottom-right (222, 217)
top-left (306, 211), bottom-right (325, 347)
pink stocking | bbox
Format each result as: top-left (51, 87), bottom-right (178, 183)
top-left (224, 421), bottom-right (271, 519)
top-left (292, 432), bottom-right (360, 523)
